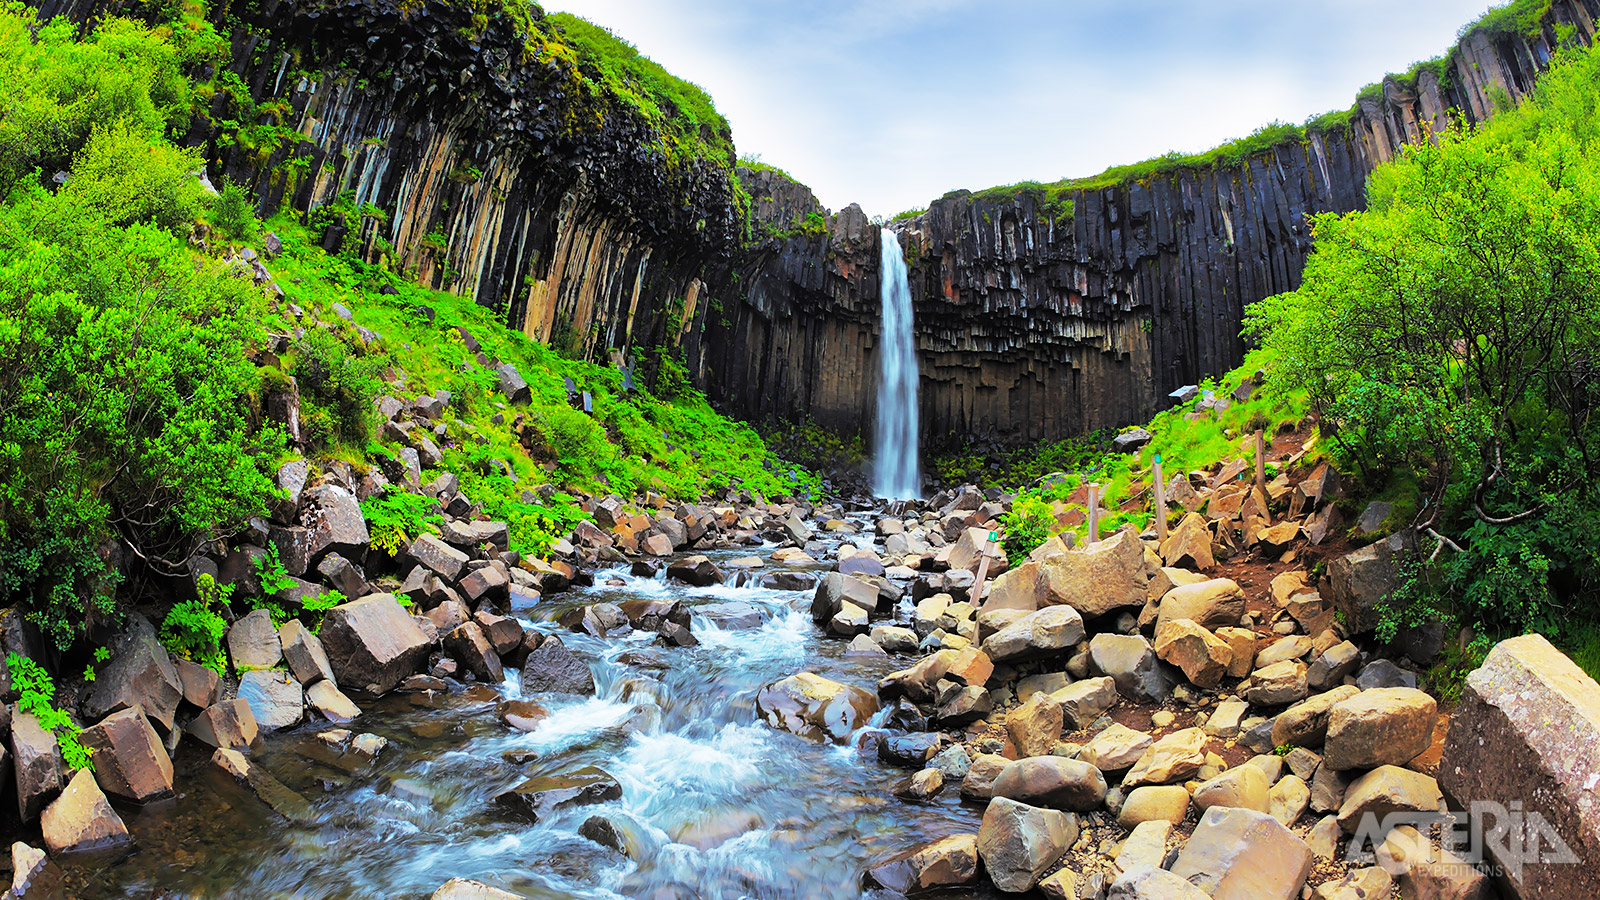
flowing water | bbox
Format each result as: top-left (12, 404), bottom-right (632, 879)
top-left (62, 527), bottom-right (989, 900)
top-left (873, 229), bottom-right (920, 501)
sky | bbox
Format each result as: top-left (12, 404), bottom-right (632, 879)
top-left (542, 0), bottom-right (1499, 217)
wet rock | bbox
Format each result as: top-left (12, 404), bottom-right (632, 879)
top-left (981, 605), bottom-right (1086, 663)
top-left (173, 657), bottom-right (221, 710)
top-left (446, 622), bottom-right (503, 684)
top-left (1089, 634), bottom-right (1173, 704)
top-left (1271, 685), bottom-right (1361, 749)
top-left (959, 753), bottom-right (1010, 802)
top-left (879, 732), bottom-right (952, 768)
top-left (975, 796), bottom-right (1077, 893)
top-left (579, 815), bottom-right (625, 853)
top-left (1192, 765), bottom-right (1270, 814)
top-left (520, 636), bottom-right (595, 696)
top-left (761, 571), bottom-right (817, 591)
top-left (1037, 529), bottom-right (1151, 618)
top-left (930, 744), bottom-right (972, 779)
top-left (40, 769), bottom-right (131, 856)
top-left (1155, 578), bottom-right (1245, 631)
top-left (319, 594), bottom-right (432, 695)
top-left (1323, 687), bottom-right (1436, 770)
top-left (496, 700), bottom-right (549, 732)
top-left (279, 620), bottom-right (337, 688)
top-left (666, 555), bottom-right (724, 587)
top-left (992, 757), bottom-right (1107, 811)
top-left (9, 840), bottom-right (62, 898)
top-left (1170, 807), bottom-right (1312, 900)
top-left (869, 624), bottom-right (918, 653)
top-left (428, 879), bottom-right (524, 900)
top-left (237, 670), bottom-right (304, 732)
top-left (892, 767), bottom-right (945, 802)
top-left (1052, 675), bottom-right (1119, 730)
top-left (188, 698), bottom-right (258, 751)
top-left (1336, 765), bottom-right (1442, 833)
top-left (12, 710), bottom-right (63, 821)
top-left (1107, 865), bottom-right (1209, 900)
top-left (935, 684), bottom-right (991, 725)
top-left (1117, 785), bottom-right (1192, 828)
top-left (696, 602), bottom-right (766, 629)
top-left (299, 484), bottom-right (370, 568)
top-left (1124, 728), bottom-right (1208, 788)
top-left (1007, 692), bottom-right (1063, 758)
top-left (866, 833), bottom-right (979, 892)
top-left (80, 708), bottom-right (173, 803)
top-left (1440, 634), bottom-right (1600, 900)
top-left (495, 766), bottom-right (622, 822)
top-left (829, 601), bottom-right (869, 637)
top-left (756, 673), bottom-right (878, 744)
top-left (305, 680), bottom-right (361, 723)
top-left (211, 748), bottom-right (315, 821)
top-left (812, 573), bottom-right (879, 625)
top-left (845, 634), bottom-right (886, 659)
top-left (84, 614), bottom-right (183, 732)
top-left (1153, 619), bottom-right (1232, 687)
top-left (879, 647), bottom-right (993, 702)
top-left (459, 567), bottom-right (509, 605)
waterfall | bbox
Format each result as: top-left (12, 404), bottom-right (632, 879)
top-left (874, 228), bottom-right (920, 499)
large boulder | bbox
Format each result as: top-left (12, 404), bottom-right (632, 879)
top-left (865, 833), bottom-right (980, 892)
top-left (1051, 676), bottom-right (1119, 731)
top-left (39, 769), bottom-right (131, 856)
top-left (986, 561), bottom-right (1045, 612)
top-left (1170, 807), bottom-right (1313, 900)
top-left (226, 609), bottom-right (283, 670)
top-left (812, 573), bottom-right (880, 625)
top-left (1160, 512), bottom-right (1215, 571)
top-left (1440, 634), bottom-right (1600, 900)
top-left (83, 614), bottom-right (183, 732)
top-left (409, 534), bottom-right (469, 581)
top-left (279, 620), bottom-right (336, 687)
top-left (1037, 529), bottom-right (1151, 618)
top-left (237, 670), bottom-right (304, 732)
top-left (879, 647), bottom-right (992, 703)
top-left (445, 622), bottom-right (503, 684)
top-left (79, 708), bottom-right (173, 803)
top-left (1108, 865), bottom-right (1210, 900)
top-left (318, 594), bottom-right (431, 695)
top-left (1325, 531), bottom-right (1415, 634)
top-left (666, 555), bottom-right (724, 587)
top-left (981, 605), bottom-right (1085, 663)
top-left (1155, 578), bottom-right (1245, 631)
top-left (1323, 687), bottom-right (1437, 771)
top-left (975, 797), bottom-right (1077, 893)
top-left (756, 673), bottom-right (878, 744)
top-left (520, 636), bottom-right (595, 696)
top-left (187, 698), bottom-right (259, 751)
top-left (1336, 765), bottom-right (1442, 833)
top-left (1271, 685), bottom-right (1362, 749)
top-left (1153, 619), bottom-right (1232, 688)
top-left (1118, 785), bottom-right (1192, 829)
top-left (11, 711), bottom-right (62, 821)
top-left (992, 757), bottom-right (1106, 811)
top-left (1089, 634), bottom-right (1174, 704)
top-left (298, 484), bottom-right (370, 568)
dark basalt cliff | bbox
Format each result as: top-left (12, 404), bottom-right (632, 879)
top-left (708, 0), bottom-right (1599, 450)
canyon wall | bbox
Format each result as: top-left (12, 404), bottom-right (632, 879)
top-left (706, 0), bottom-right (1599, 451)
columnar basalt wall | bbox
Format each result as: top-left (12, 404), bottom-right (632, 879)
top-left (708, 0), bottom-right (1598, 451)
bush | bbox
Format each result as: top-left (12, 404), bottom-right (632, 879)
top-left (361, 488), bottom-right (443, 557)
top-left (1001, 491), bottom-right (1055, 561)
top-left (208, 180), bottom-right (259, 242)
top-left (61, 120), bottom-right (204, 232)
top-left (290, 327), bottom-right (385, 449)
top-left (159, 574), bottom-right (229, 675)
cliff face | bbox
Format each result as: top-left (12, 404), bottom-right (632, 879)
top-left (708, 0), bottom-right (1599, 451)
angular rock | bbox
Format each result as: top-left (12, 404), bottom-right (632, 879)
top-left (279, 620), bottom-right (337, 688)
top-left (11, 711), bottom-right (62, 822)
top-left (1038, 529), bottom-right (1152, 618)
top-left (298, 484), bottom-right (369, 568)
top-left (188, 698), bottom-right (258, 751)
top-left (409, 534), bottom-right (469, 581)
top-left (318, 594), bottom-right (432, 695)
top-left (1118, 785), bottom-right (1192, 829)
top-left (992, 756), bottom-right (1107, 811)
top-left (1161, 512), bottom-right (1215, 571)
top-left (227, 609), bottom-right (283, 671)
top-left (975, 796), bottom-right (1077, 893)
top-left (866, 833), bottom-right (980, 892)
top-left (1115, 819), bottom-right (1172, 872)
top-left (520, 636), bottom-right (595, 696)
top-left (1051, 676), bottom-right (1120, 731)
top-left (666, 555), bottom-right (724, 587)
top-left (1244, 660), bottom-right (1309, 707)
top-left (755, 672), bottom-right (878, 744)
top-left (1079, 722), bottom-right (1152, 772)
top-left (83, 614), bottom-right (183, 732)
top-left (429, 879), bottom-right (524, 900)
top-left (981, 605), bottom-right (1085, 663)
top-left (446, 622), bottom-right (503, 684)
top-left (1323, 687), bottom-right (1437, 770)
top-left (1108, 865), bottom-right (1210, 900)
top-left (960, 753), bottom-right (1010, 803)
top-left (1269, 774), bottom-right (1311, 826)
top-left (1271, 685), bottom-right (1362, 749)
top-left (1156, 578), bottom-right (1245, 631)
top-left (1336, 765), bottom-right (1443, 833)
top-left (1193, 764), bottom-right (1271, 814)
top-left (80, 708), bottom-right (173, 803)
top-left (495, 766), bottom-right (622, 822)
top-left (1154, 618), bottom-right (1232, 688)
top-left (237, 670), bottom-right (303, 732)
top-left (1089, 634), bottom-right (1174, 704)
top-left (173, 657), bottom-right (221, 709)
top-left (812, 573), bottom-right (879, 625)
top-left (305, 680), bottom-right (361, 723)
top-left (1006, 692), bottom-right (1063, 758)
top-left (1125, 728), bottom-right (1208, 788)
top-left (1325, 531), bottom-right (1414, 634)
top-left (1307, 641), bottom-right (1362, 692)
top-left (40, 769), bottom-right (131, 856)
top-left (1170, 807), bottom-right (1313, 900)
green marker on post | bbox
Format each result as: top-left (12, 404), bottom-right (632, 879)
top-left (988, 531), bottom-right (999, 543)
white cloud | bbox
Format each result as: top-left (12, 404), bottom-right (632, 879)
top-left (543, 0), bottom-right (1496, 216)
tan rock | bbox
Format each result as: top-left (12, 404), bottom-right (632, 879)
top-left (1244, 659), bottom-right (1309, 707)
top-left (1049, 675), bottom-right (1120, 730)
top-left (1336, 766), bottom-right (1443, 834)
top-left (1078, 722), bottom-right (1152, 772)
top-left (959, 753), bottom-right (1011, 803)
top-left (1170, 807), bottom-right (1313, 900)
top-left (1161, 512), bottom-right (1215, 571)
top-left (1271, 685), bottom-right (1362, 748)
top-left (1155, 578), bottom-right (1245, 631)
top-left (1007, 692), bottom-right (1063, 758)
top-left (1154, 619), bottom-right (1233, 688)
top-left (1216, 626), bottom-right (1257, 678)
top-left (1255, 635), bottom-right (1313, 668)
top-left (1313, 866), bottom-right (1391, 900)
top-left (39, 769), bottom-right (131, 855)
top-left (1324, 688), bottom-right (1437, 770)
top-left (1125, 728), bottom-right (1208, 787)
top-left (754, 673), bottom-right (879, 744)
top-left (986, 562), bottom-right (1044, 612)
top-left (975, 797), bottom-right (1077, 893)
top-left (1269, 774), bottom-right (1311, 826)
top-left (1118, 785), bottom-right (1192, 829)
top-left (1038, 529), bottom-right (1152, 618)
top-left (1115, 820), bottom-right (1172, 872)
top-left (906, 833), bottom-right (978, 888)
top-left (1192, 765), bottom-right (1270, 814)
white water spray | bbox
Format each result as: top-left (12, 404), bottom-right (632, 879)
top-left (873, 228), bottom-right (919, 499)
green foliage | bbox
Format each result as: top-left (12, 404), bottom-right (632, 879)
top-left (290, 327), bottom-right (386, 450)
top-left (61, 120), bottom-right (204, 232)
top-left (253, 543), bottom-right (296, 598)
top-left (207, 180), bottom-right (259, 242)
top-left (302, 590), bottom-right (345, 634)
top-left (653, 345), bottom-right (692, 400)
top-left (361, 487), bottom-right (443, 557)
top-left (161, 573), bottom-right (229, 674)
top-left (1000, 491), bottom-right (1055, 560)
top-left (1251, 43), bottom-right (1600, 641)
top-left (7, 652), bottom-right (92, 770)
top-left (1425, 633), bottom-right (1493, 705)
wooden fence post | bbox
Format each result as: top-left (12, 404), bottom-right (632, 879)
top-left (1087, 482), bottom-right (1101, 545)
top-left (1254, 430), bottom-right (1267, 492)
top-left (1153, 456), bottom-right (1168, 543)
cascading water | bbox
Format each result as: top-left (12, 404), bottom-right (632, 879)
top-left (873, 228), bottom-right (920, 499)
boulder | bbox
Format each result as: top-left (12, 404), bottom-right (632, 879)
top-left (11, 711), bottom-right (62, 822)
top-left (1118, 785), bottom-right (1192, 829)
top-left (981, 605), bottom-right (1085, 663)
top-left (459, 567), bottom-right (509, 604)
top-left (188, 698), bottom-right (258, 751)
top-left (409, 534), bottom-right (469, 581)
top-left (1193, 764), bottom-right (1271, 814)
top-left (1323, 687), bottom-right (1437, 770)
top-left (1243, 660), bottom-right (1309, 707)
top-left (935, 685), bottom-right (991, 726)
top-left (1006, 692), bottom-right (1063, 758)
top-left (1153, 619), bottom-right (1233, 687)
top-left (318, 594), bottom-right (432, 695)
top-left (520, 636), bottom-right (595, 696)
top-left (1206, 699), bottom-right (1250, 739)
top-left (173, 657), bottom-right (221, 709)
top-left (812, 573), bottom-right (880, 625)
top-left (991, 757), bottom-right (1107, 811)
top-left (298, 484), bottom-right (369, 568)
top-left (429, 879), bottom-right (524, 900)
top-left (497, 700), bottom-right (550, 733)
top-left (1038, 529), bottom-right (1151, 617)
top-left (83, 614), bottom-right (183, 732)
top-left (1170, 807), bottom-right (1313, 900)
top-left (227, 609), bottom-right (284, 670)
top-left (1124, 728), bottom-right (1208, 788)
top-left (1051, 676), bottom-right (1120, 731)
top-left (1160, 512), bottom-right (1215, 571)
top-left (959, 754), bottom-right (1010, 803)
top-left (1078, 722), bottom-right (1152, 772)
top-left (211, 748), bottom-right (315, 821)
top-left (495, 766), bottom-right (622, 822)
top-left (1155, 578), bottom-right (1245, 631)
top-left (755, 673), bottom-right (878, 744)
top-left (1440, 634), bottom-right (1600, 900)
top-left (1114, 819), bottom-right (1172, 872)
top-left (279, 619), bottom-right (337, 688)
top-left (1325, 531), bottom-right (1414, 634)
top-left (666, 555), bottom-right (724, 587)
top-left (1377, 826), bottom-right (1493, 900)
top-left (1307, 641), bottom-right (1362, 692)
top-left (1336, 765), bottom-right (1443, 833)
top-left (975, 796), bottom-right (1077, 893)
top-left (446, 622), bottom-right (503, 684)
top-left (237, 670), bottom-right (303, 732)
top-left (866, 833), bottom-right (980, 892)
top-left (40, 769), bottom-right (131, 855)
top-left (1256, 635), bottom-right (1313, 668)
top-left (1107, 865), bottom-right (1210, 900)
top-left (80, 708), bottom-right (173, 803)
top-left (1089, 634), bottom-right (1174, 704)
top-left (1271, 685), bottom-right (1362, 748)
top-left (879, 647), bottom-right (992, 702)
top-left (1269, 774), bottom-right (1311, 827)
top-left (305, 680), bottom-right (361, 723)
top-left (986, 562), bottom-right (1045, 612)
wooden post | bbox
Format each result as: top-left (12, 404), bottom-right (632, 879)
top-left (1254, 430), bottom-right (1267, 492)
top-left (973, 529), bottom-right (998, 607)
top-left (1087, 483), bottom-right (1101, 545)
top-left (1153, 456), bottom-right (1168, 543)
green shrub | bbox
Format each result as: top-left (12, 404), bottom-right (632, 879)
top-left (8, 652), bottom-right (92, 770)
top-left (290, 327), bottom-right (385, 449)
top-left (208, 180), bottom-right (259, 242)
top-left (160, 574), bottom-right (229, 674)
top-left (61, 120), bottom-right (204, 232)
top-left (1001, 491), bottom-right (1055, 561)
top-left (252, 543), bottom-right (296, 598)
top-left (361, 488), bottom-right (443, 557)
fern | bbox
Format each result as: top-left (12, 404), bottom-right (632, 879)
top-left (6, 653), bottom-right (93, 771)
top-left (302, 590), bottom-right (345, 634)
top-left (360, 487), bottom-right (443, 557)
top-left (160, 574), bottom-right (230, 674)
top-left (253, 544), bottom-right (297, 597)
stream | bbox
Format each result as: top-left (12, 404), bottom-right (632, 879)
top-left (61, 522), bottom-right (990, 899)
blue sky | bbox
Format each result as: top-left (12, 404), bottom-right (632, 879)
top-left (543, 0), bottom-right (1498, 217)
